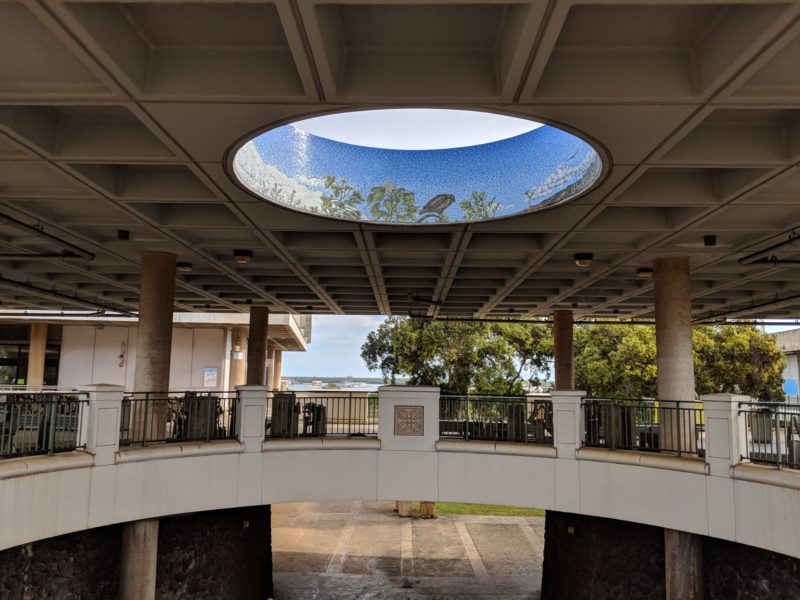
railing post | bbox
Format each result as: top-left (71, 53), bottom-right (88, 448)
top-left (79, 384), bottom-right (124, 466)
top-left (550, 390), bottom-right (586, 459)
top-left (700, 393), bottom-right (748, 543)
top-left (700, 394), bottom-right (749, 477)
top-left (235, 385), bottom-right (268, 452)
top-left (550, 390), bottom-right (585, 514)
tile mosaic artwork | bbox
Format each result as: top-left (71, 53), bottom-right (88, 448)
top-left (233, 117), bottom-right (603, 224)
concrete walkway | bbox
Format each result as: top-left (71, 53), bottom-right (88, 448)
top-left (272, 501), bottom-right (544, 600)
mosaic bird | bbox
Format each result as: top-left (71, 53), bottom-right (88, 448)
top-left (417, 193), bottom-right (455, 223)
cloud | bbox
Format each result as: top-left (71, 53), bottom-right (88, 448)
top-left (283, 315), bottom-right (386, 377)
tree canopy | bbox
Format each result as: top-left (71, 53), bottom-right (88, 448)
top-left (361, 318), bottom-right (786, 400)
top-left (360, 317), bottom-right (553, 394)
top-left (575, 324), bottom-right (785, 401)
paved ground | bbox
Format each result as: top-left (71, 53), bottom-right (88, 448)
top-left (271, 501), bottom-right (544, 600)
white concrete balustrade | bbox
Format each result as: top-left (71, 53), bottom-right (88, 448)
top-left (2, 386), bottom-right (800, 561)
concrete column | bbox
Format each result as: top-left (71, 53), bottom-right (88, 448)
top-left (272, 348), bottom-right (283, 390)
top-left (654, 257), bottom-right (703, 600)
top-left (653, 257), bottom-right (695, 404)
top-left (664, 529), bottom-right (704, 600)
top-left (132, 251), bottom-right (176, 442)
top-left (266, 342), bottom-right (275, 389)
top-left (133, 252), bottom-right (176, 393)
top-left (552, 310), bottom-right (574, 391)
top-left (120, 518), bottom-right (159, 600)
top-left (26, 322), bottom-right (47, 387)
top-left (228, 326), bottom-right (247, 389)
top-left (246, 307), bottom-right (269, 386)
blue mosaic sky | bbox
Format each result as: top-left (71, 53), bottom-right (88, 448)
top-left (236, 117), bottom-right (602, 224)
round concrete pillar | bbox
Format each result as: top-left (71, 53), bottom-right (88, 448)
top-left (228, 326), bottom-right (247, 389)
top-left (246, 307), bottom-right (269, 385)
top-left (653, 257), bottom-right (695, 403)
top-left (119, 518), bottom-right (159, 600)
top-left (133, 252), bottom-right (177, 393)
top-left (272, 348), bottom-right (283, 391)
top-left (26, 322), bottom-right (47, 387)
top-left (553, 310), bottom-right (574, 391)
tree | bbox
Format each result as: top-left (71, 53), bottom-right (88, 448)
top-left (360, 317), bottom-right (553, 394)
top-left (693, 325), bottom-right (785, 401)
top-left (574, 324), bottom-right (785, 400)
top-left (458, 191), bottom-right (502, 221)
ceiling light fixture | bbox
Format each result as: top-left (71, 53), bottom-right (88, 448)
top-left (574, 253), bottom-right (593, 267)
top-left (636, 267), bottom-right (654, 278)
top-left (233, 249), bottom-right (253, 264)
top-left (176, 262), bottom-right (193, 273)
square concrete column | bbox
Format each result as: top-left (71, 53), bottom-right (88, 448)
top-left (550, 391), bottom-right (585, 514)
top-left (80, 384), bottom-right (124, 466)
top-left (701, 393), bottom-right (749, 477)
top-left (377, 386), bottom-right (440, 502)
top-left (236, 385), bottom-right (269, 452)
top-left (550, 390), bottom-right (585, 459)
top-left (701, 393), bottom-right (748, 543)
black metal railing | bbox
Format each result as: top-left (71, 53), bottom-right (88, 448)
top-left (739, 401), bottom-right (800, 470)
top-left (120, 391), bottom-right (237, 446)
top-left (582, 398), bottom-right (705, 456)
top-left (265, 391), bottom-right (378, 439)
top-left (0, 392), bottom-right (88, 458)
top-left (439, 395), bottom-right (553, 444)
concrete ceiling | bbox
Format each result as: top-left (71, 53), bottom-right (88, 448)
top-left (1, 0), bottom-right (800, 322)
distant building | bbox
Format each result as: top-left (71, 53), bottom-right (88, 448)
top-left (0, 312), bottom-right (310, 391)
top-left (771, 328), bottom-right (800, 399)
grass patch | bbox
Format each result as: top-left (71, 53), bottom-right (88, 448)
top-left (434, 502), bottom-right (545, 517)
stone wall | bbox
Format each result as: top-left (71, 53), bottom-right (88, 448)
top-left (156, 505), bottom-right (272, 600)
top-left (542, 511), bottom-right (800, 600)
top-left (0, 525), bottom-right (121, 600)
top-left (541, 511), bottom-right (666, 600)
top-left (704, 536), bottom-right (800, 600)
top-left (0, 506), bottom-right (272, 600)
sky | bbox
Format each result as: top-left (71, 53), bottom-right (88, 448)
top-left (282, 315), bottom-right (386, 378)
top-left (292, 108), bottom-right (543, 150)
top-left (282, 317), bottom-right (800, 379)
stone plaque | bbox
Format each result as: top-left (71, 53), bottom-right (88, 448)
top-left (394, 405), bottom-right (424, 436)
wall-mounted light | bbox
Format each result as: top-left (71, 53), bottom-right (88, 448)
top-left (574, 253), bottom-right (593, 267)
top-left (636, 267), bottom-right (654, 278)
top-left (233, 249), bottom-right (253, 264)
top-left (176, 262), bottom-right (193, 273)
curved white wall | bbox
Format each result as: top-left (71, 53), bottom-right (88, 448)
top-left (2, 439), bottom-right (800, 561)
top-left (3, 386), bottom-right (799, 562)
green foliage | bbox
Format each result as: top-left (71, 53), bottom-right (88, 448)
top-left (574, 325), bottom-right (657, 398)
top-left (575, 324), bottom-right (785, 400)
top-left (693, 325), bottom-right (786, 401)
top-left (318, 176), bottom-right (363, 219)
top-left (458, 191), bottom-right (501, 221)
top-left (365, 183), bottom-right (418, 223)
top-left (360, 317), bottom-right (553, 394)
